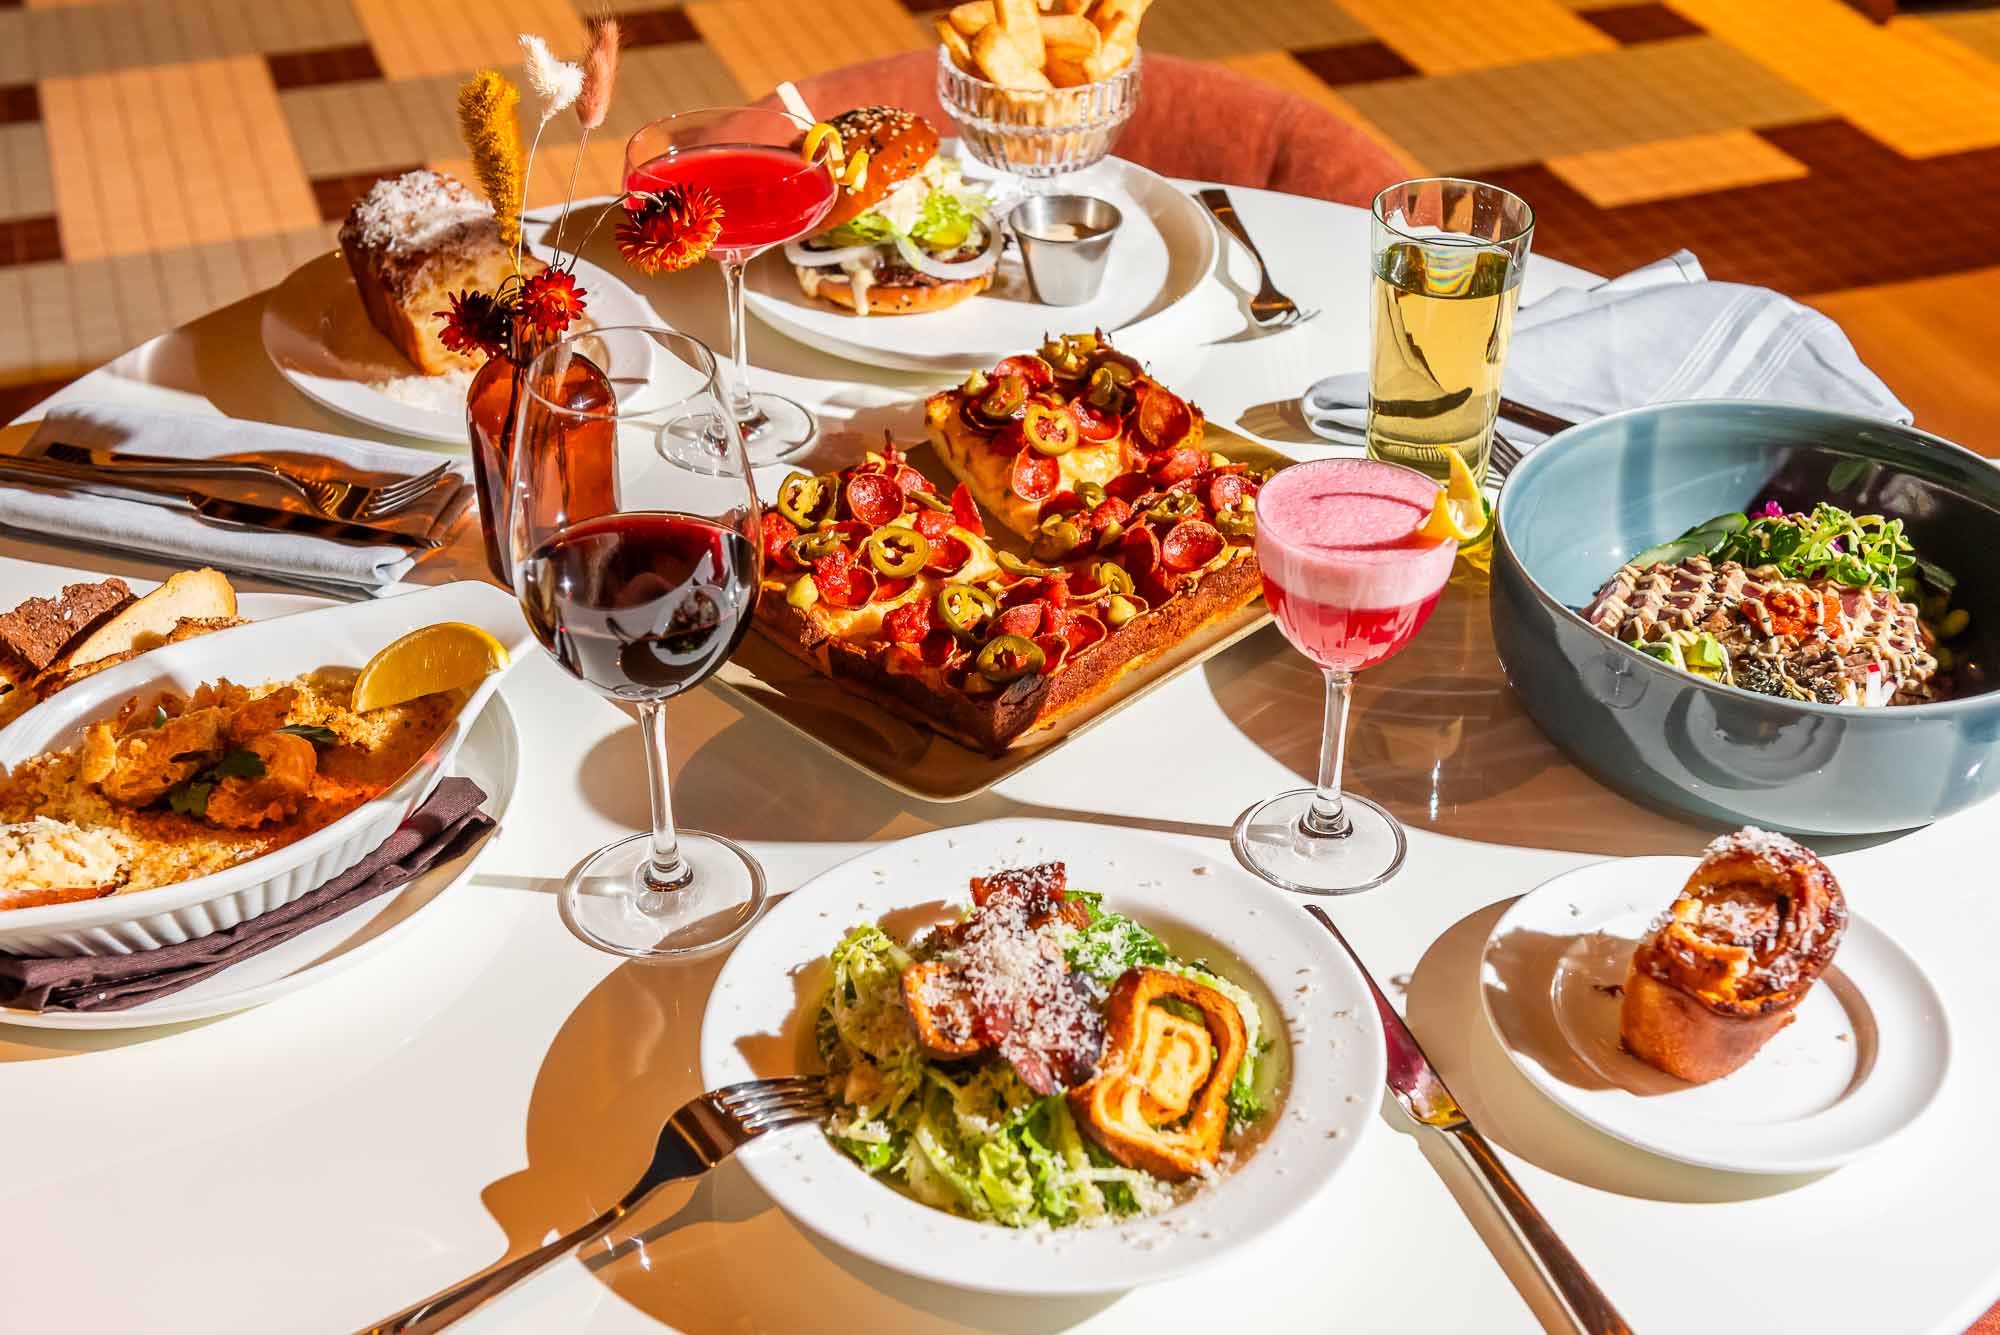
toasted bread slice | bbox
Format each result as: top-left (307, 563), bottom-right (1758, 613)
top-left (61, 568), bottom-right (236, 668)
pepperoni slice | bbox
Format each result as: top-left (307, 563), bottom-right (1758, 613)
top-left (950, 482), bottom-right (986, 537)
top-left (1064, 613), bottom-right (1106, 654)
top-left (1120, 523), bottom-right (1162, 578)
top-left (1032, 633), bottom-right (1068, 675)
top-left (1010, 448), bottom-right (1060, 503)
top-left (822, 519), bottom-right (873, 551)
top-left (872, 575), bottom-right (914, 603)
top-left (1209, 473), bottom-right (1254, 511)
top-left (760, 512), bottom-right (800, 570)
top-left (1090, 496), bottom-right (1133, 532)
top-left (924, 534), bottom-right (971, 575)
top-left (1134, 381), bottom-right (1195, 451)
top-left (811, 560), bottom-right (875, 609)
top-left (883, 598), bottom-right (931, 644)
top-left (1068, 397), bottom-right (1121, 444)
top-left (995, 603), bottom-right (1045, 639)
top-left (918, 628), bottom-right (959, 668)
top-left (1104, 471), bottom-right (1152, 503)
top-left (993, 354), bottom-right (1055, 391)
top-left (1161, 519), bottom-right (1225, 572)
top-left (1042, 489), bottom-right (1085, 517)
top-left (894, 464), bottom-right (932, 496)
top-left (913, 508), bottom-right (955, 541)
top-left (1150, 447), bottom-right (1207, 484)
top-left (844, 472), bottom-right (904, 526)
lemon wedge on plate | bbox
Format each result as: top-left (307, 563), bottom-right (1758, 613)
top-left (1415, 448), bottom-right (1490, 546)
top-left (351, 622), bottom-right (509, 713)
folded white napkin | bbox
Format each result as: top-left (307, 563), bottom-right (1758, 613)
top-left (1301, 251), bottom-right (1911, 445)
top-left (6, 404), bottom-right (473, 592)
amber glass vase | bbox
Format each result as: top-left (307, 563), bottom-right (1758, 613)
top-left (465, 325), bottom-right (616, 586)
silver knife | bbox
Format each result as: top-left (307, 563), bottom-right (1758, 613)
top-left (0, 455), bottom-right (437, 550)
top-left (1306, 905), bottom-right (1634, 1335)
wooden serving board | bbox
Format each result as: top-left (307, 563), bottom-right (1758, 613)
top-left (708, 428), bottom-right (1287, 802)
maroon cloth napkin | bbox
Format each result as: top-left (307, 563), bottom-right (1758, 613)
top-left (0, 777), bottom-right (494, 1014)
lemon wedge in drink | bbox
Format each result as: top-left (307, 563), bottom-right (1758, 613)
top-left (1415, 448), bottom-right (1488, 545)
top-left (351, 622), bottom-right (508, 713)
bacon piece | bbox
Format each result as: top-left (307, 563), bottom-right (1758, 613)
top-left (883, 598), bottom-right (930, 644)
top-left (950, 482), bottom-right (986, 537)
top-left (760, 511), bottom-right (800, 571)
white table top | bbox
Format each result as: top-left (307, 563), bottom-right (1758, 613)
top-left (2, 183), bottom-right (1993, 1335)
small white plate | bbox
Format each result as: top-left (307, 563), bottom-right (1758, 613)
top-left (700, 816), bottom-right (1384, 1296)
top-left (0, 687), bottom-right (519, 1031)
top-left (260, 239), bottom-right (658, 444)
top-left (1480, 856), bottom-right (1951, 1174)
top-left (742, 149), bottom-right (1215, 374)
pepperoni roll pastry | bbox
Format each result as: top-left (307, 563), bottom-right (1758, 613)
top-left (1620, 828), bottom-right (1847, 1083)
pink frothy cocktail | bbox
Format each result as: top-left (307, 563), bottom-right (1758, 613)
top-left (1256, 458), bottom-right (1455, 672)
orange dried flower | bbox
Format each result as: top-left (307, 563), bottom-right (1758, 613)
top-left (519, 268), bottom-right (588, 335)
top-left (616, 186), bottom-right (724, 275)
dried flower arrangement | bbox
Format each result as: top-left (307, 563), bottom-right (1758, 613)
top-left (437, 19), bottom-right (725, 361)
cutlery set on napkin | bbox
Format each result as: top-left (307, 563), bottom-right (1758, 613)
top-left (0, 405), bottom-right (472, 593)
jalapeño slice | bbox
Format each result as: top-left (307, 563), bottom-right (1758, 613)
top-left (975, 634), bottom-right (1046, 683)
top-left (1090, 560), bottom-right (1134, 596)
top-left (936, 582), bottom-right (999, 634)
top-left (777, 471), bottom-right (838, 528)
top-left (995, 550), bottom-right (1062, 578)
top-left (1024, 401), bottom-right (1079, 456)
top-left (1146, 492), bottom-right (1203, 525)
top-left (865, 527), bottom-right (930, 577)
top-left (1032, 516), bottom-right (1087, 561)
top-left (974, 374), bottom-right (1028, 424)
top-left (1215, 502), bottom-right (1257, 537)
top-left (786, 529), bottom-right (845, 564)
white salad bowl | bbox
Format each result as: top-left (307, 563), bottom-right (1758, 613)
top-left (0, 581), bottom-right (530, 957)
top-left (701, 816), bottom-right (1388, 1297)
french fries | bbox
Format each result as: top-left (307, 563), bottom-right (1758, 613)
top-left (941, 0), bottom-right (1146, 89)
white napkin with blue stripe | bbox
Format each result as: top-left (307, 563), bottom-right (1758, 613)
top-left (1302, 251), bottom-right (1911, 445)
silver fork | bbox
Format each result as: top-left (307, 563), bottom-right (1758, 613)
top-left (1196, 188), bottom-right (1319, 329)
top-left (358, 1076), bottom-right (830, 1335)
top-left (39, 443), bottom-right (454, 523)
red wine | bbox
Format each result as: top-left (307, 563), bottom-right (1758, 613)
top-left (519, 512), bottom-right (757, 700)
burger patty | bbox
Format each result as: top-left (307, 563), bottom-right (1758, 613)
top-left (796, 242), bottom-right (995, 288)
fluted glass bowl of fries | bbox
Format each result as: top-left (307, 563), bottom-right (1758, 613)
top-left (935, 0), bottom-right (1145, 185)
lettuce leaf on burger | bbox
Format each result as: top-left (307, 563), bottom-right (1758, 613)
top-left (787, 106), bottom-right (999, 317)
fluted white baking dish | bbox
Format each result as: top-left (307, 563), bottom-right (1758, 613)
top-left (0, 581), bottom-right (529, 956)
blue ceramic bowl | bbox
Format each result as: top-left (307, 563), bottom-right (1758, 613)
top-left (1491, 401), bottom-right (2000, 835)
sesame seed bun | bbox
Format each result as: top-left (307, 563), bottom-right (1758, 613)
top-left (811, 106), bottom-right (939, 232)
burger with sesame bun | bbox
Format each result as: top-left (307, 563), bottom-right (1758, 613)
top-left (786, 106), bottom-right (1001, 316)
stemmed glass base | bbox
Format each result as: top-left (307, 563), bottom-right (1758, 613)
top-left (559, 829), bottom-right (767, 961)
top-left (722, 392), bottom-right (821, 467)
top-left (1231, 788), bottom-right (1408, 896)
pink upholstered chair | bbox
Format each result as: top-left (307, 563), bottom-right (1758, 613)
top-left (757, 50), bottom-right (1402, 206)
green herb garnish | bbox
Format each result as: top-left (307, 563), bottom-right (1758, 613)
top-left (274, 724), bottom-right (338, 747)
top-left (1635, 503), bottom-right (1948, 595)
top-left (165, 747), bottom-right (266, 818)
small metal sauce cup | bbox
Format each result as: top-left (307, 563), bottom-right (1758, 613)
top-left (1008, 195), bottom-right (1124, 306)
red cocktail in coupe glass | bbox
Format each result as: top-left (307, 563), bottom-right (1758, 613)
top-left (625, 107), bottom-right (837, 464)
top-left (1232, 457), bottom-right (1455, 895)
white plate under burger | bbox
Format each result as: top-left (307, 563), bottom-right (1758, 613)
top-left (699, 815), bottom-right (1385, 1297)
top-left (1480, 855), bottom-right (1951, 1175)
top-left (0, 581), bottom-right (531, 958)
top-left (742, 146), bottom-right (1215, 375)
top-left (260, 228), bottom-right (659, 446)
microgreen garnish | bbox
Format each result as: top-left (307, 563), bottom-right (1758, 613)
top-left (1635, 502), bottom-right (1950, 595)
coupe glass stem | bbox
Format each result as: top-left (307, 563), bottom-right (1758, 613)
top-left (635, 700), bottom-right (692, 900)
top-left (717, 257), bottom-right (763, 429)
top-left (1304, 668), bottom-right (1354, 840)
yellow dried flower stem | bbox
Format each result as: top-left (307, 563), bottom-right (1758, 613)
top-left (457, 71), bottom-right (525, 253)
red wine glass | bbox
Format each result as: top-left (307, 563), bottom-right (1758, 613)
top-left (511, 324), bottom-right (766, 959)
top-left (625, 107), bottom-right (837, 466)
top-left (1231, 458), bottom-right (1455, 895)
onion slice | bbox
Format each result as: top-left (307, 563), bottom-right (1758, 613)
top-left (784, 239), bottom-right (879, 268)
top-left (893, 224), bottom-right (1002, 281)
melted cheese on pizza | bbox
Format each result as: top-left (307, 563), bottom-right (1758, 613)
top-left (924, 396), bottom-right (1131, 541)
top-left (782, 525), bottom-right (1000, 643)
